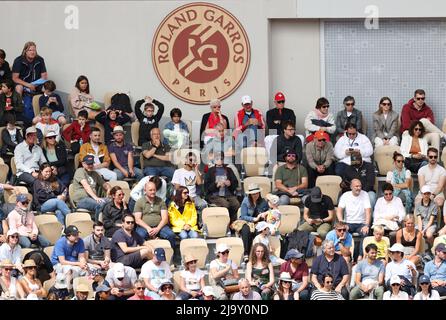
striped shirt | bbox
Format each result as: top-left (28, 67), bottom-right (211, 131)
top-left (310, 289), bottom-right (344, 300)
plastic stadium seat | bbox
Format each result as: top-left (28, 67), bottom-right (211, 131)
top-left (32, 94), bottom-right (42, 119)
top-left (71, 220), bottom-right (94, 237)
top-left (44, 246), bottom-right (54, 258)
top-left (374, 145), bottom-right (401, 175)
top-left (315, 175), bottom-right (342, 206)
top-left (66, 212), bottom-right (92, 226)
top-left (278, 205), bottom-right (301, 235)
top-left (131, 121), bottom-right (140, 147)
top-left (243, 176), bottom-right (271, 198)
top-left (145, 239), bottom-right (174, 264)
top-left (215, 237), bottom-right (244, 266)
top-left (241, 147), bottom-right (268, 177)
top-left (180, 238), bottom-right (208, 269)
top-left (38, 221), bottom-right (64, 245)
top-left (202, 207), bottom-right (230, 238)
top-left (34, 214), bottom-right (58, 228)
top-left (0, 163), bottom-right (9, 184)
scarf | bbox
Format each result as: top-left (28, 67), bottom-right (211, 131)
top-left (314, 108), bottom-right (326, 119)
top-left (15, 206), bottom-right (29, 226)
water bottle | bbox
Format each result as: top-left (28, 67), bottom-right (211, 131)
top-left (202, 224), bottom-right (208, 239)
top-left (79, 138), bottom-right (83, 146)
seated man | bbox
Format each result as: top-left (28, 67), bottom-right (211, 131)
top-left (14, 126), bottom-right (46, 187)
top-left (298, 186), bottom-right (334, 239)
top-left (72, 155), bottom-right (111, 220)
top-left (83, 222), bottom-right (112, 272)
top-left (108, 126), bottom-right (144, 181)
top-left (142, 127), bottom-right (175, 180)
top-left (231, 278), bottom-right (261, 300)
top-left (416, 147), bottom-right (446, 208)
top-left (79, 127), bottom-right (117, 181)
top-left (305, 130), bottom-right (335, 188)
top-left (105, 262), bottom-right (137, 300)
top-left (424, 243), bottom-right (446, 297)
top-left (129, 175), bottom-right (167, 212)
top-left (274, 150), bottom-right (308, 205)
top-left (133, 181), bottom-right (175, 247)
top-left (110, 213), bottom-right (153, 269)
top-left (333, 123), bottom-right (373, 177)
top-left (337, 179), bottom-right (371, 260)
top-left (51, 225), bottom-right (89, 291)
top-left (233, 95), bottom-right (265, 149)
top-left (202, 122), bottom-right (235, 166)
top-left (140, 248), bottom-right (172, 300)
top-left (273, 120), bottom-right (303, 166)
top-left (266, 92), bottom-right (296, 135)
top-left (325, 221), bottom-right (353, 263)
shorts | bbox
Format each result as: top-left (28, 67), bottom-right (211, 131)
top-left (117, 251), bottom-right (145, 269)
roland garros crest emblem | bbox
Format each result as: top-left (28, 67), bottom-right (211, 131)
top-left (152, 2), bottom-right (250, 104)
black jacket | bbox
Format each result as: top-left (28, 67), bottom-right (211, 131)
top-left (95, 111), bottom-right (131, 145)
top-left (1, 127), bottom-right (23, 154)
top-left (199, 112), bottom-right (231, 149)
top-left (276, 134), bottom-right (303, 163)
top-left (266, 108), bottom-right (296, 134)
top-left (135, 99), bottom-right (164, 146)
top-left (43, 142), bottom-right (68, 175)
top-left (204, 165), bottom-right (238, 197)
top-left (341, 161), bottom-right (376, 193)
top-left (33, 179), bottom-right (66, 210)
top-left (103, 201), bottom-right (129, 237)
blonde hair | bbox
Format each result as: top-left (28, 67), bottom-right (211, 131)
top-left (40, 106), bottom-right (53, 116)
top-left (21, 41), bottom-right (37, 56)
top-left (373, 225), bottom-right (384, 234)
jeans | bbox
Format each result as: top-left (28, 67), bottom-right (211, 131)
top-left (178, 229), bottom-right (199, 240)
top-left (17, 172), bottom-right (36, 187)
top-left (96, 168), bottom-right (118, 181)
top-left (347, 223), bottom-right (369, 259)
top-left (136, 225), bottom-right (176, 248)
top-left (76, 197), bottom-right (108, 222)
top-left (19, 234), bottom-right (51, 248)
top-left (335, 162), bottom-right (349, 177)
top-left (143, 166), bottom-right (175, 181)
top-left (114, 166), bottom-right (144, 181)
top-left (40, 198), bottom-right (71, 226)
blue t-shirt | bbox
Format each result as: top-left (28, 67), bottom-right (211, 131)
top-left (356, 259), bottom-right (384, 282)
top-left (326, 230), bottom-right (353, 252)
top-left (51, 236), bottom-right (86, 265)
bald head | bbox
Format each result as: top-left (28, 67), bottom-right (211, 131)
top-left (145, 181), bottom-right (157, 199)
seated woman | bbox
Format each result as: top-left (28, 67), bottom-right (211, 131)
top-left (33, 163), bottom-right (70, 226)
top-left (42, 130), bottom-right (71, 187)
top-left (385, 243), bottom-right (418, 297)
top-left (168, 186), bottom-right (199, 240)
top-left (19, 259), bottom-right (47, 300)
top-left (0, 230), bottom-right (23, 274)
top-left (304, 97), bottom-right (336, 143)
top-left (0, 259), bottom-right (25, 299)
top-left (400, 120), bottom-right (428, 174)
top-left (70, 75), bottom-right (100, 119)
top-left (199, 99), bottom-right (230, 147)
top-left (102, 186), bottom-right (129, 238)
top-left (279, 249), bottom-right (310, 300)
top-left (209, 243), bottom-right (239, 300)
top-left (246, 243), bottom-right (275, 300)
top-left (386, 151), bottom-right (413, 213)
top-left (310, 273), bottom-right (344, 300)
top-left (396, 214), bottom-right (422, 265)
top-left (177, 254), bottom-right (206, 300)
top-left (413, 274), bottom-right (441, 300)
top-left (0, 118), bottom-right (23, 158)
top-left (273, 272), bottom-right (300, 300)
top-left (383, 275), bottom-right (409, 300)
top-left (235, 183), bottom-right (268, 261)
top-left (372, 97), bottom-right (399, 147)
top-left (334, 96), bottom-right (363, 139)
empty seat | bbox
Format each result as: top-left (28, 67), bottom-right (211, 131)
top-left (374, 145), bottom-right (401, 175)
top-left (315, 175), bottom-right (342, 205)
top-left (241, 147), bottom-right (268, 177)
top-left (38, 221), bottom-right (64, 245)
top-left (180, 238), bottom-right (208, 269)
top-left (202, 207), bottom-right (230, 238)
top-left (71, 220), bottom-right (94, 237)
top-left (66, 212), bottom-right (92, 226)
top-left (215, 237), bottom-right (244, 266)
top-left (278, 205), bottom-right (301, 235)
top-left (131, 121), bottom-right (140, 147)
top-left (34, 214), bottom-right (58, 228)
top-left (44, 245), bottom-right (54, 258)
top-left (0, 163), bottom-right (9, 184)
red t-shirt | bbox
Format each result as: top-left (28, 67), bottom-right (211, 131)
top-left (279, 261), bottom-right (309, 282)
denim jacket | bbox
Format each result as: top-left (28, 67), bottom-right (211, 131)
top-left (163, 120), bottom-right (189, 145)
top-left (240, 196), bottom-right (268, 222)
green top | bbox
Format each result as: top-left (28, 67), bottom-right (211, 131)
top-left (134, 196), bottom-right (167, 227)
top-left (275, 164), bottom-right (307, 187)
top-left (72, 168), bottom-right (105, 203)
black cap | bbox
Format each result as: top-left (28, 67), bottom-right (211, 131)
top-left (64, 225), bottom-right (80, 236)
top-left (82, 155), bottom-right (94, 165)
top-left (310, 187), bottom-right (322, 203)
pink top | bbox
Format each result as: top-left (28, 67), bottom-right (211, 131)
top-left (7, 210), bottom-right (38, 236)
top-left (127, 294), bottom-right (153, 300)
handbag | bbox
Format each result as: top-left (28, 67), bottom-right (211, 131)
top-left (219, 278), bottom-right (239, 294)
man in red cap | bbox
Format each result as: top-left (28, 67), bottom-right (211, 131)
top-left (305, 130), bottom-right (334, 188)
top-left (266, 92), bottom-right (296, 134)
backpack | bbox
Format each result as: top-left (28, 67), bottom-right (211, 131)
top-left (110, 93), bottom-right (132, 113)
top-left (286, 229), bottom-right (310, 256)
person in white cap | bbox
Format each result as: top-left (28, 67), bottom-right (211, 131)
top-left (416, 146), bottom-right (446, 208)
top-left (209, 243), bottom-right (239, 300)
top-left (105, 262), bottom-right (137, 300)
top-left (383, 275), bottom-right (409, 300)
top-left (385, 242), bottom-right (417, 296)
top-left (260, 194), bottom-right (281, 236)
top-left (108, 125), bottom-right (144, 180)
top-left (234, 95), bottom-right (265, 149)
top-left (41, 129), bottom-right (71, 186)
top-left (94, 107), bottom-right (131, 145)
top-left (414, 185), bottom-right (439, 246)
top-left (252, 221), bottom-right (284, 266)
top-left (13, 125), bottom-right (46, 187)
top-left (202, 285), bottom-right (217, 300)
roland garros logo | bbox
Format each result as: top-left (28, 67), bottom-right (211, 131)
top-left (152, 2), bottom-right (250, 104)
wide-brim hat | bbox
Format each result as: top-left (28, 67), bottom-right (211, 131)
top-left (278, 272), bottom-right (296, 283)
top-left (246, 183), bottom-right (262, 195)
top-left (22, 259), bottom-right (37, 268)
top-left (184, 254), bottom-right (198, 264)
top-left (388, 243), bottom-right (405, 253)
top-left (112, 125), bottom-right (126, 135)
top-left (0, 259), bottom-right (14, 268)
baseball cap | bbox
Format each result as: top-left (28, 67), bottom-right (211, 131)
top-left (388, 243), bottom-right (405, 253)
top-left (266, 193), bottom-right (280, 206)
top-left (421, 185), bottom-right (432, 194)
top-left (390, 275), bottom-right (401, 285)
top-left (241, 95), bottom-right (252, 105)
top-left (16, 193), bottom-right (28, 203)
top-left (435, 243), bottom-right (446, 253)
top-left (6, 229), bottom-right (19, 237)
top-left (154, 248), bottom-right (166, 262)
top-left (284, 249), bottom-right (304, 260)
top-left (202, 286), bottom-right (216, 297)
top-left (82, 155), bottom-right (95, 165)
top-left (274, 92), bottom-right (285, 101)
top-left (96, 284), bottom-right (111, 293)
top-left (255, 221), bottom-right (269, 232)
top-left (310, 187), bottom-right (323, 203)
top-left (25, 126), bottom-right (37, 135)
top-left (313, 130), bottom-right (330, 141)
top-left (419, 274), bottom-right (430, 284)
top-left (64, 225), bottom-right (80, 236)
top-left (216, 243), bottom-right (230, 253)
top-left (113, 262), bottom-right (125, 279)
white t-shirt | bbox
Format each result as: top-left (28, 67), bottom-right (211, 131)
top-left (180, 269), bottom-right (205, 291)
top-left (209, 259), bottom-right (238, 285)
top-left (172, 168), bottom-right (197, 197)
top-left (413, 290), bottom-right (441, 300)
top-left (140, 260), bottom-right (172, 290)
top-left (338, 190), bottom-right (371, 224)
top-left (383, 290), bottom-right (409, 300)
top-left (418, 164), bottom-right (446, 192)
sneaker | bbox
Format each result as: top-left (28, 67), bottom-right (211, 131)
top-left (243, 255), bottom-right (249, 263)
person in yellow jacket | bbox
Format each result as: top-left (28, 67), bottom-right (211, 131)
top-left (168, 186), bottom-right (199, 240)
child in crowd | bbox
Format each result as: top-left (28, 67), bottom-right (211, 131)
top-left (260, 193), bottom-right (282, 237)
top-left (370, 225), bottom-right (389, 265)
top-left (163, 108), bottom-right (189, 149)
top-left (95, 107), bottom-right (131, 145)
top-left (134, 96), bottom-right (164, 146)
top-left (62, 110), bottom-right (91, 154)
top-left (37, 80), bottom-right (66, 126)
top-left (0, 78), bottom-right (24, 126)
top-left (1, 118), bottom-right (23, 157)
top-left (35, 107), bottom-right (60, 144)
top-left (253, 222), bottom-right (284, 266)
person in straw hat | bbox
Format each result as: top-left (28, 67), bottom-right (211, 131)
top-left (238, 183), bottom-right (268, 261)
top-left (0, 259), bottom-right (25, 299)
top-left (178, 254), bottom-right (205, 300)
top-left (0, 229), bottom-right (23, 273)
top-left (72, 283), bottom-right (90, 300)
top-left (20, 259), bottom-right (46, 299)
top-left (108, 125), bottom-right (144, 181)
top-left (274, 272), bottom-right (299, 300)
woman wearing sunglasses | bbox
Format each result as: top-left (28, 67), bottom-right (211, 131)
top-left (385, 151), bottom-right (413, 213)
top-left (310, 273), bottom-right (344, 300)
top-left (0, 259), bottom-right (25, 299)
top-left (400, 120), bottom-right (428, 174)
top-left (42, 130), bottom-right (70, 187)
top-left (168, 186), bottom-right (199, 240)
top-left (383, 275), bottom-right (409, 300)
top-left (0, 230), bottom-right (23, 273)
top-left (19, 259), bottom-right (46, 299)
top-left (372, 97), bottom-right (399, 147)
top-left (178, 254), bottom-right (205, 300)
top-left (273, 272), bottom-right (299, 300)
top-left (209, 243), bottom-right (239, 300)
top-left (413, 274), bottom-right (440, 300)
top-left (158, 279), bottom-right (176, 300)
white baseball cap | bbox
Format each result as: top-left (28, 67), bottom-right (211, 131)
top-left (241, 95), bottom-right (252, 105)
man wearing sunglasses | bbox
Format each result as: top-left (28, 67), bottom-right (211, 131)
top-left (266, 91), bottom-right (296, 134)
top-left (334, 96), bottom-right (364, 138)
top-left (234, 95), bottom-right (265, 149)
top-left (325, 221), bottom-right (353, 263)
top-left (416, 147), bottom-right (446, 208)
top-left (400, 89), bottom-right (446, 149)
top-left (274, 120), bottom-right (303, 166)
top-left (305, 130), bottom-right (334, 188)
